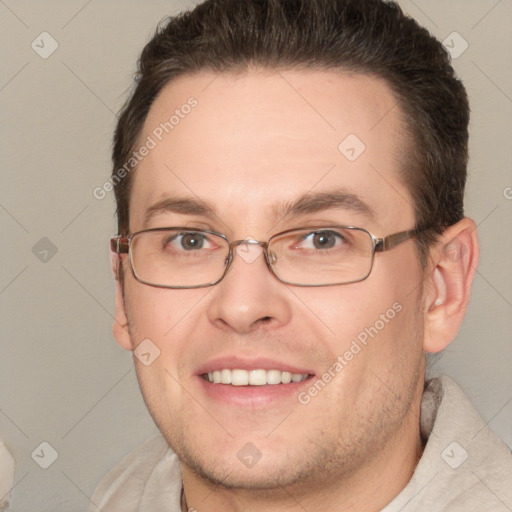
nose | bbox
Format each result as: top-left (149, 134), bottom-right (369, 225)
top-left (206, 239), bottom-right (292, 334)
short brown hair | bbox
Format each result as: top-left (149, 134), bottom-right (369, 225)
top-left (112, 0), bottom-right (469, 266)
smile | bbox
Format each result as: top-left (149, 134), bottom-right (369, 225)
top-left (202, 369), bottom-right (310, 386)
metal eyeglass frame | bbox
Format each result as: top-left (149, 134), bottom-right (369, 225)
top-left (110, 225), bottom-right (427, 289)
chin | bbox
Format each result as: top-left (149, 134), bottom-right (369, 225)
top-left (165, 424), bottom-right (356, 494)
top-left (182, 453), bottom-right (312, 491)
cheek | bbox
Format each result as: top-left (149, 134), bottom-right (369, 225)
top-left (124, 283), bottom-right (200, 424)
top-left (290, 259), bottom-right (424, 387)
top-left (124, 287), bottom-right (170, 344)
top-left (124, 275), bottom-right (177, 335)
top-left (291, 277), bottom-right (405, 348)
top-left (123, 278), bottom-right (211, 368)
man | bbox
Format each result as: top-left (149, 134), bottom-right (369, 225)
top-left (91, 0), bottom-right (512, 510)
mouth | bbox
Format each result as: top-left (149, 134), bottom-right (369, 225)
top-left (201, 368), bottom-right (311, 386)
top-left (195, 357), bottom-right (315, 406)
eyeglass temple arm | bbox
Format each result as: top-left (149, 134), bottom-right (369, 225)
top-left (110, 236), bottom-right (130, 254)
top-left (374, 229), bottom-right (423, 252)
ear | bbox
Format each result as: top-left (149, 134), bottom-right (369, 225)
top-left (422, 218), bottom-right (479, 353)
top-left (111, 253), bottom-right (133, 351)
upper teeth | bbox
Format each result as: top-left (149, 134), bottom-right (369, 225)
top-left (206, 369), bottom-right (309, 386)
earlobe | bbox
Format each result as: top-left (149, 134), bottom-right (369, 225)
top-left (423, 218), bottom-right (479, 353)
top-left (112, 254), bottom-right (133, 351)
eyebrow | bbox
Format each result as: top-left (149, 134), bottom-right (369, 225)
top-left (275, 189), bottom-right (375, 222)
top-left (143, 196), bottom-right (217, 227)
top-left (143, 188), bottom-right (375, 228)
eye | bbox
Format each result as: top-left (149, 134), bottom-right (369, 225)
top-left (164, 232), bottom-right (213, 251)
top-left (299, 230), bottom-right (346, 250)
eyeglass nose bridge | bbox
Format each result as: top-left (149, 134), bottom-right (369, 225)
top-left (224, 238), bottom-right (278, 269)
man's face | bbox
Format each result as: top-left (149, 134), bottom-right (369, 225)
top-left (116, 69), bottom-right (427, 489)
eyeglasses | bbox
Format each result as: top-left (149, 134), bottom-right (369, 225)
top-left (111, 226), bottom-right (426, 289)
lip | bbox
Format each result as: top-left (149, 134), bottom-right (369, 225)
top-left (195, 356), bottom-right (314, 376)
top-left (195, 373), bottom-right (315, 407)
top-left (193, 356), bottom-right (315, 408)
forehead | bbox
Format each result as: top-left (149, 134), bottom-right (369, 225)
top-left (130, 68), bottom-right (414, 234)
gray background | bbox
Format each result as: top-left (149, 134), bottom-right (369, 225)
top-left (1, 0), bottom-right (511, 510)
